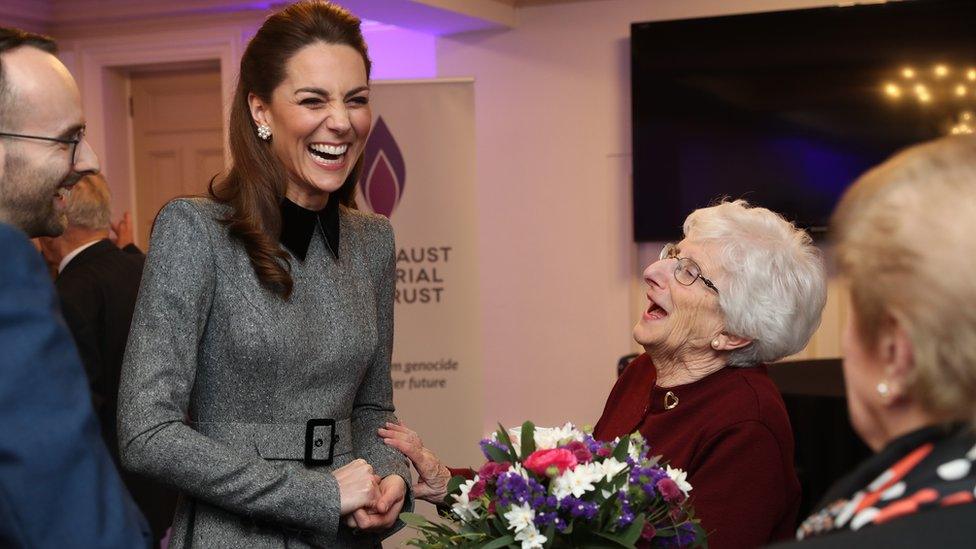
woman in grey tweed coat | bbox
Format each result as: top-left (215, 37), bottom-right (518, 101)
top-left (117, 2), bottom-right (410, 547)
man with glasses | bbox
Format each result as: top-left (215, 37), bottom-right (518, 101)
top-left (0, 27), bottom-right (151, 547)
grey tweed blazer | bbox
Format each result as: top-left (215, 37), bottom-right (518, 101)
top-left (118, 198), bottom-right (410, 548)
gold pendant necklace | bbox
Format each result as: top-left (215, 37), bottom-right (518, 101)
top-left (664, 390), bottom-right (679, 410)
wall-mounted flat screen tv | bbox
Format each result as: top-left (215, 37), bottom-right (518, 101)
top-left (631, 0), bottom-right (976, 241)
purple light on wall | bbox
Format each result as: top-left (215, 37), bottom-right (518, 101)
top-left (363, 23), bottom-right (436, 79)
top-left (236, 14), bottom-right (437, 79)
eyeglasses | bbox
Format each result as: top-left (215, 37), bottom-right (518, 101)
top-left (0, 127), bottom-right (86, 166)
top-left (659, 242), bottom-right (720, 295)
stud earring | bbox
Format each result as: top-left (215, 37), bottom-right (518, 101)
top-left (876, 381), bottom-right (890, 397)
top-left (257, 124), bottom-right (272, 141)
top-left (711, 339), bottom-right (720, 349)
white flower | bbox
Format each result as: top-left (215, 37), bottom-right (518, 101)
top-left (628, 437), bottom-right (647, 461)
top-left (451, 476), bottom-right (482, 522)
top-left (596, 457), bottom-right (628, 482)
top-left (666, 465), bottom-right (693, 495)
top-left (514, 524), bottom-right (548, 549)
top-left (551, 462), bottom-right (601, 499)
top-left (503, 502), bottom-right (536, 533)
top-left (533, 422), bottom-right (583, 449)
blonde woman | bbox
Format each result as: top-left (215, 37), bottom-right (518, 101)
top-left (795, 135), bottom-right (976, 545)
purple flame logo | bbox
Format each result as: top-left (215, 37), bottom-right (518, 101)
top-left (359, 117), bottom-right (406, 217)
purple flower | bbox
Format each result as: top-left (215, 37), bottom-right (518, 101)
top-left (559, 496), bottom-right (599, 521)
top-left (534, 511), bottom-right (559, 529)
top-left (616, 490), bottom-right (634, 527)
top-left (583, 435), bottom-right (603, 454)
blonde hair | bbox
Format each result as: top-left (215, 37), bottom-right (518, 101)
top-left (683, 199), bottom-right (827, 366)
top-left (832, 135), bottom-right (976, 427)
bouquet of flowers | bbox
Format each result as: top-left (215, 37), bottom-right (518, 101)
top-left (401, 422), bottom-right (706, 548)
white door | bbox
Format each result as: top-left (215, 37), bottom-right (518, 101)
top-left (130, 66), bottom-right (223, 248)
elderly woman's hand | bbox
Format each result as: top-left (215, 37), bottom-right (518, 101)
top-left (378, 422), bottom-right (452, 503)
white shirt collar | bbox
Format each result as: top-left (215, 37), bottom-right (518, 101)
top-left (58, 239), bottom-right (103, 274)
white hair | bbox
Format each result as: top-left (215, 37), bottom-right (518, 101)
top-left (65, 173), bottom-right (111, 231)
top-left (683, 199), bottom-right (827, 366)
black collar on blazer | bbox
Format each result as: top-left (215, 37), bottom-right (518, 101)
top-left (279, 197), bottom-right (340, 261)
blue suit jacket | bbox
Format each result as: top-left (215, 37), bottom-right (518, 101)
top-left (0, 222), bottom-right (151, 548)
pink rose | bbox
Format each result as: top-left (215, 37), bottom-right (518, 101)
top-left (523, 448), bottom-right (578, 477)
top-left (478, 461), bottom-right (511, 481)
top-left (562, 441), bottom-right (593, 463)
top-left (641, 522), bottom-right (657, 541)
top-left (657, 478), bottom-right (686, 504)
top-left (469, 478), bottom-right (487, 499)
top-left (596, 446), bottom-right (613, 458)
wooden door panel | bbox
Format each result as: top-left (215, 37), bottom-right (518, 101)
top-left (191, 145), bottom-right (224, 195)
top-left (137, 149), bottom-right (179, 244)
top-left (131, 66), bottom-right (223, 248)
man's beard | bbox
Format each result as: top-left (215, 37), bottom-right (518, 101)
top-left (0, 149), bottom-right (75, 238)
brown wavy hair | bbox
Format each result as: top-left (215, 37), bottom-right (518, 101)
top-left (209, 0), bottom-right (371, 299)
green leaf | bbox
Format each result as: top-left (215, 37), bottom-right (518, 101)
top-left (520, 421), bottom-right (537, 459)
top-left (612, 436), bottom-right (631, 462)
top-left (583, 515), bottom-right (643, 548)
top-left (617, 515), bottom-right (645, 546)
top-left (399, 512), bottom-right (433, 527)
top-left (495, 423), bottom-right (520, 462)
top-left (691, 522), bottom-right (709, 549)
top-left (480, 535), bottom-right (516, 549)
top-left (447, 475), bottom-right (466, 496)
top-left (576, 531), bottom-right (630, 549)
top-left (591, 531), bottom-right (636, 548)
top-left (541, 522), bottom-right (556, 548)
top-left (485, 444), bottom-right (512, 464)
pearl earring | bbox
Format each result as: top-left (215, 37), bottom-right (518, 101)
top-left (711, 339), bottom-right (720, 349)
top-left (876, 381), bottom-right (890, 397)
top-left (257, 124), bottom-right (272, 141)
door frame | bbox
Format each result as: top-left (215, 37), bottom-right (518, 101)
top-left (58, 27), bottom-right (242, 233)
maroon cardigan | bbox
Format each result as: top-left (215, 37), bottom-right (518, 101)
top-left (593, 354), bottom-right (800, 548)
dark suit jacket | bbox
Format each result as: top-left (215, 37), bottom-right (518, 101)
top-left (0, 222), bottom-right (151, 548)
top-left (57, 238), bottom-right (178, 543)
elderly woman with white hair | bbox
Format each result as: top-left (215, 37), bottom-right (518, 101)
top-left (791, 136), bottom-right (976, 546)
top-left (380, 200), bottom-right (827, 548)
top-left (591, 199), bottom-right (826, 548)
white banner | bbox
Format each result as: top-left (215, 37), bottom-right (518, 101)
top-left (356, 80), bottom-right (483, 536)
